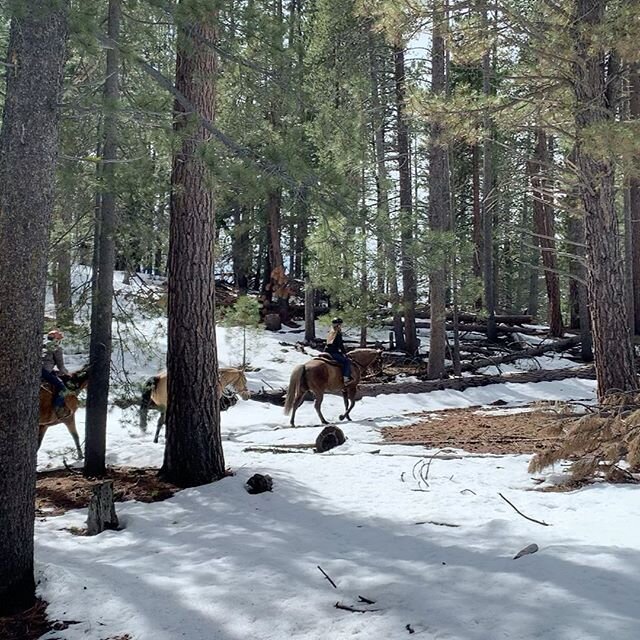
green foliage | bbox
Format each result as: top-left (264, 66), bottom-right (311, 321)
top-left (219, 295), bottom-right (261, 367)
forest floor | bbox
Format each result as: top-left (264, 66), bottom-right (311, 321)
top-left (381, 402), bottom-right (573, 455)
top-left (36, 467), bottom-right (178, 516)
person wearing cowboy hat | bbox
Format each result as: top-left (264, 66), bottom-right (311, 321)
top-left (326, 317), bottom-right (352, 385)
top-left (41, 328), bottom-right (71, 419)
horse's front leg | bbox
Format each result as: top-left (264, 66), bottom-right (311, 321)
top-left (153, 412), bottom-right (166, 443)
top-left (341, 390), bottom-right (357, 421)
top-left (314, 392), bottom-right (329, 425)
top-left (65, 419), bottom-right (84, 459)
top-left (339, 389), bottom-right (349, 421)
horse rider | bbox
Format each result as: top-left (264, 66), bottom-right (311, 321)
top-left (42, 328), bottom-right (71, 419)
top-left (326, 317), bottom-right (353, 385)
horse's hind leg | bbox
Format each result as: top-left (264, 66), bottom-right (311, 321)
top-left (290, 392), bottom-right (306, 427)
top-left (37, 426), bottom-right (47, 451)
top-left (65, 420), bottom-right (84, 459)
top-left (154, 412), bottom-right (165, 443)
top-left (339, 390), bottom-right (350, 421)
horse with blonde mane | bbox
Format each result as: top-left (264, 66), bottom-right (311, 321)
top-left (38, 365), bottom-right (90, 459)
top-left (139, 367), bottom-right (250, 443)
top-left (284, 348), bottom-right (381, 427)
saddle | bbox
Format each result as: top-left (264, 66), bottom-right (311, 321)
top-left (314, 352), bottom-right (346, 367)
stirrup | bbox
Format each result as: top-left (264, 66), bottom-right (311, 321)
top-left (343, 377), bottom-right (352, 385)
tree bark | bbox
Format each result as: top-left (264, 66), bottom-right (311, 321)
top-left (472, 142), bottom-right (483, 308)
top-left (393, 45), bottom-right (418, 354)
top-left (161, 8), bottom-right (225, 487)
top-left (232, 204), bottom-right (250, 294)
top-left (427, 2), bottom-right (450, 378)
top-left (0, 1), bottom-right (68, 614)
top-left (528, 127), bottom-right (563, 336)
top-left (630, 63), bottom-right (640, 334)
top-left (482, 4), bottom-right (497, 341)
top-left (304, 277), bottom-right (315, 341)
top-left (85, 0), bottom-right (120, 477)
top-left (54, 207), bottom-right (73, 326)
top-left (572, 0), bottom-right (637, 399)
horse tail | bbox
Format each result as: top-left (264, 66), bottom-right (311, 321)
top-left (284, 365), bottom-right (306, 416)
top-left (139, 375), bottom-right (158, 432)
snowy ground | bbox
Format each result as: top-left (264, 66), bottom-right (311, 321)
top-left (35, 280), bottom-right (640, 640)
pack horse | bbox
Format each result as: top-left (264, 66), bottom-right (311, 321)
top-left (140, 367), bottom-right (251, 442)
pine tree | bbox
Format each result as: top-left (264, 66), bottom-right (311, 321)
top-left (0, 0), bottom-right (69, 614)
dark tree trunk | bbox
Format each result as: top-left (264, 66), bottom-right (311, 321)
top-left (304, 276), bottom-right (315, 341)
top-left (427, 2), bottom-right (449, 379)
top-left (0, 1), bottom-right (68, 615)
top-left (54, 207), bottom-right (73, 326)
top-left (472, 142), bottom-right (483, 309)
top-left (393, 44), bottom-right (418, 354)
top-left (265, 188), bottom-right (290, 321)
top-left (572, 0), bottom-right (636, 399)
top-left (161, 10), bottom-right (225, 487)
top-left (482, 5), bottom-right (497, 341)
top-left (85, 0), bottom-right (120, 478)
top-left (630, 63), bottom-right (640, 334)
top-left (232, 204), bottom-right (250, 294)
top-left (528, 127), bottom-right (563, 336)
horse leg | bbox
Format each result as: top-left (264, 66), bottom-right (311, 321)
top-left (37, 425), bottom-right (47, 450)
top-left (343, 389), bottom-right (357, 421)
top-left (290, 392), bottom-right (306, 428)
top-left (314, 392), bottom-right (329, 425)
top-left (65, 419), bottom-right (84, 459)
top-left (154, 412), bottom-right (165, 443)
top-left (339, 389), bottom-right (350, 421)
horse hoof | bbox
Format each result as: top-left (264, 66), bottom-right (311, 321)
top-left (338, 414), bottom-right (345, 421)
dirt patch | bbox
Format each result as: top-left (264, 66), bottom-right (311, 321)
top-left (36, 467), bottom-right (179, 516)
top-left (381, 404), bottom-right (568, 455)
top-left (0, 598), bottom-right (78, 640)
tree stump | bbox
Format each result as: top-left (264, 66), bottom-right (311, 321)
top-left (315, 426), bottom-right (346, 453)
top-left (86, 481), bottom-right (119, 535)
top-left (264, 313), bottom-right (282, 331)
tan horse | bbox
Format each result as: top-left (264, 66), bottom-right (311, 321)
top-left (139, 367), bottom-right (251, 443)
top-left (39, 366), bottom-right (90, 459)
top-left (284, 348), bottom-right (382, 427)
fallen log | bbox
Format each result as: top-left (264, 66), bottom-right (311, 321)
top-left (450, 336), bottom-right (581, 375)
top-left (356, 365), bottom-right (596, 398)
top-left (383, 321), bottom-right (545, 336)
top-left (250, 365), bottom-right (595, 406)
top-left (411, 312), bottom-right (533, 324)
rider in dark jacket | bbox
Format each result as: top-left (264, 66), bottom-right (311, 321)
top-left (41, 329), bottom-right (71, 419)
top-left (326, 317), bottom-right (352, 385)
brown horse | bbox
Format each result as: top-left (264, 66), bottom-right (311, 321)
top-left (284, 348), bottom-right (382, 427)
top-left (39, 366), bottom-right (90, 459)
top-left (139, 367), bottom-right (251, 443)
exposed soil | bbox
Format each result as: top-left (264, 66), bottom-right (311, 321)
top-left (36, 466), bottom-right (179, 517)
top-left (381, 403), bottom-right (568, 455)
top-left (0, 599), bottom-right (78, 640)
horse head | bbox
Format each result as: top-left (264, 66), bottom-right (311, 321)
top-left (62, 365), bottom-right (90, 392)
top-left (349, 348), bottom-right (383, 373)
top-left (220, 368), bottom-right (251, 400)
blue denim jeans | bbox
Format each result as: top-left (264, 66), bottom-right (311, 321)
top-left (42, 369), bottom-right (66, 407)
top-left (329, 352), bottom-right (351, 378)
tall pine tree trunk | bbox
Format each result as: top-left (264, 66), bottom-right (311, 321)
top-left (630, 63), bottom-right (640, 334)
top-left (472, 143), bottom-right (483, 309)
top-left (369, 34), bottom-right (403, 348)
top-left (528, 127), bottom-right (563, 336)
top-left (232, 204), bottom-right (250, 294)
top-left (572, 0), bottom-right (636, 399)
top-left (54, 207), bottom-right (73, 326)
top-left (161, 8), bottom-right (225, 487)
top-left (482, 5), bottom-right (497, 341)
top-left (427, 1), bottom-right (449, 378)
top-left (85, 0), bottom-right (120, 477)
top-left (0, 1), bottom-right (68, 614)
top-left (393, 44), bottom-right (418, 354)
